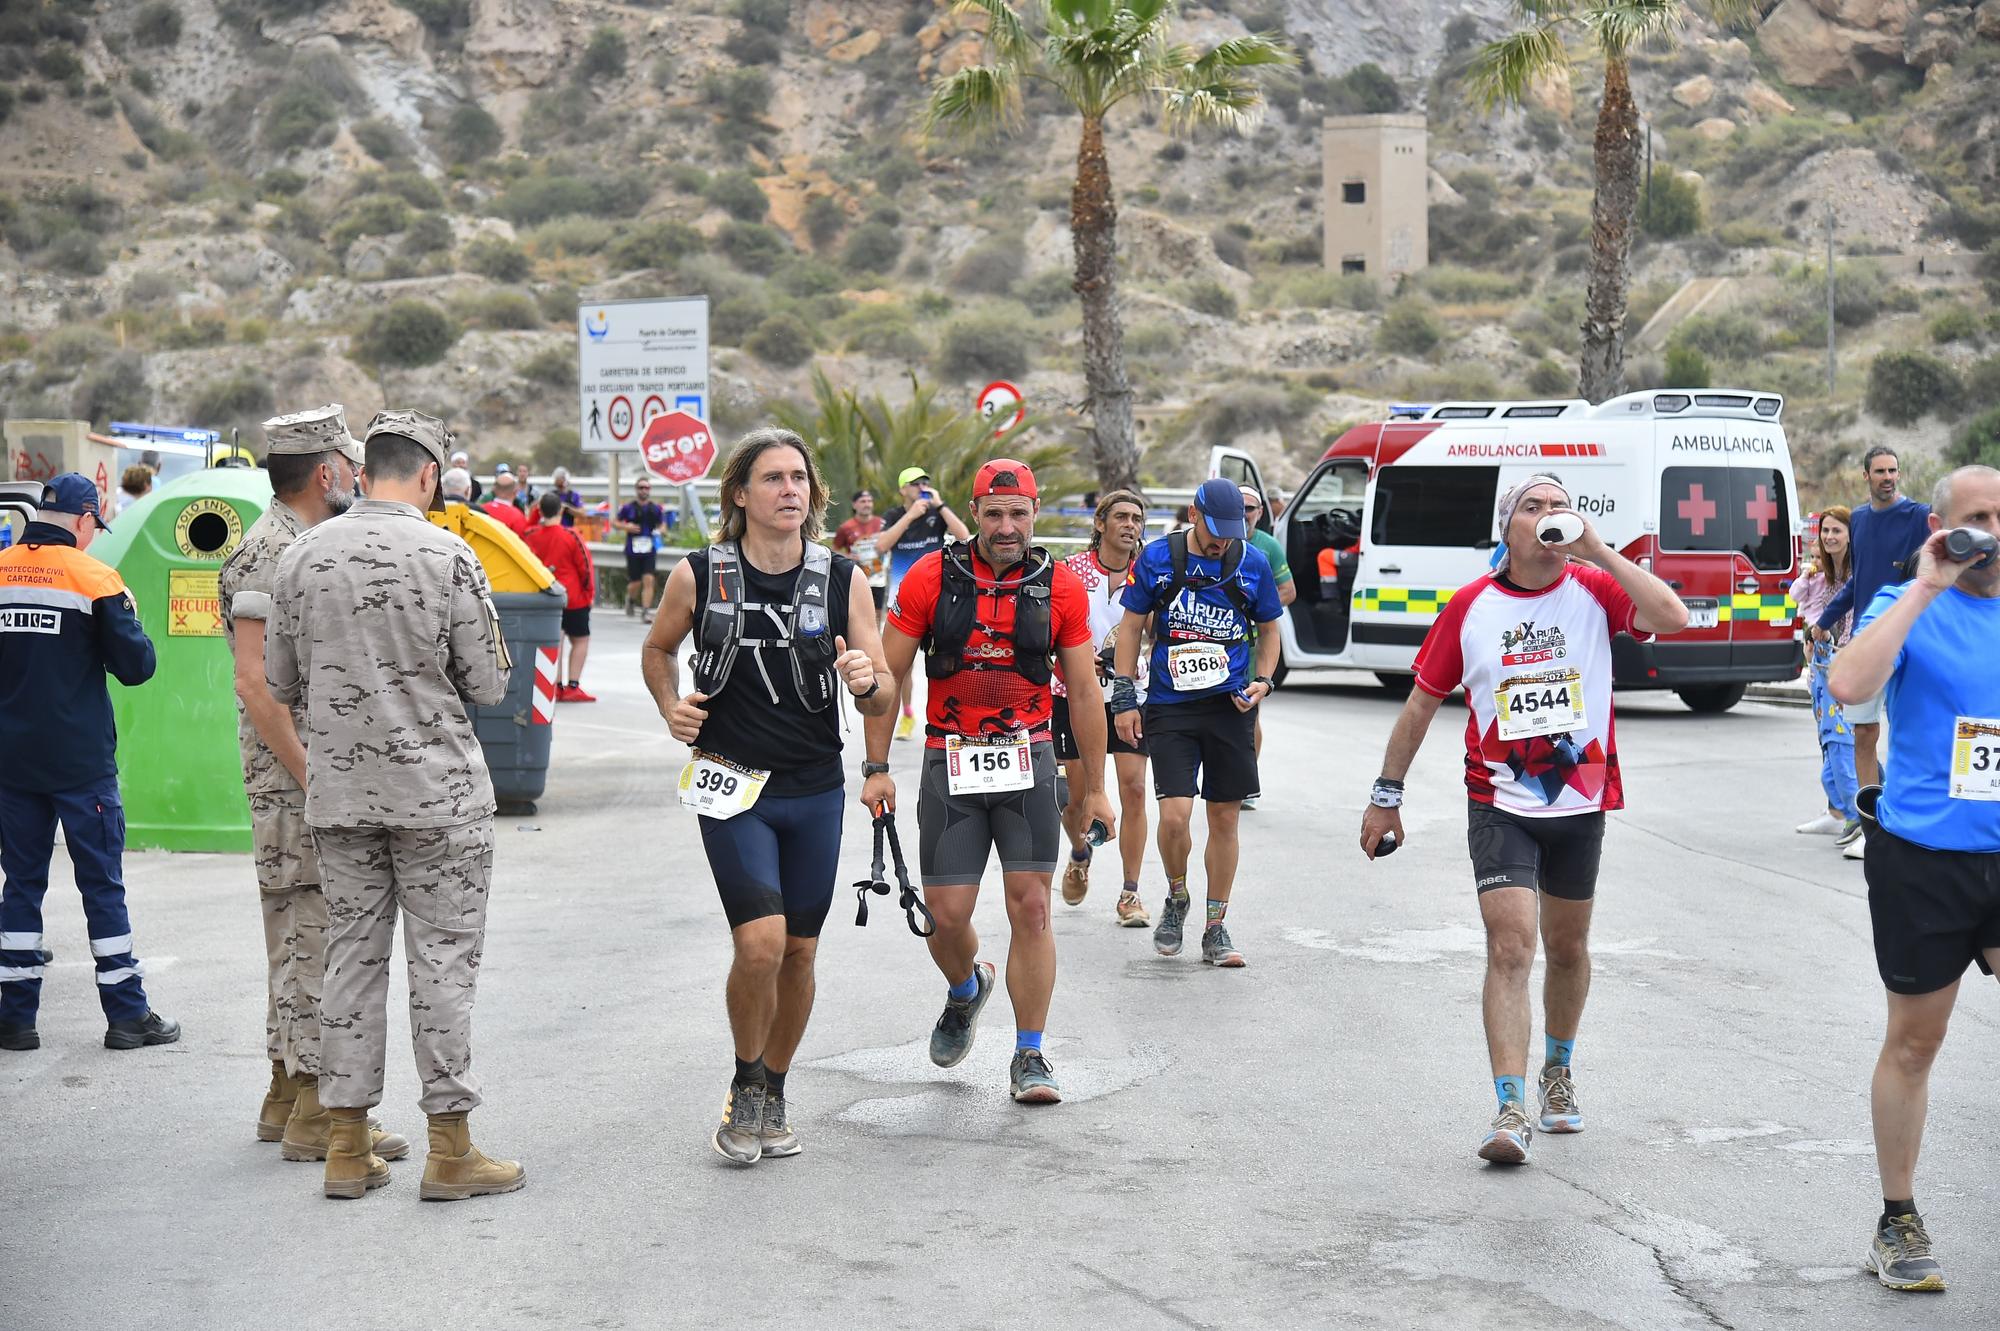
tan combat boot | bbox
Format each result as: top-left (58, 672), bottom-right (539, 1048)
top-left (281, 1077), bottom-right (412, 1162)
top-left (256, 1061), bottom-right (300, 1142)
top-left (419, 1112), bottom-right (526, 1202)
top-left (323, 1107), bottom-right (390, 1199)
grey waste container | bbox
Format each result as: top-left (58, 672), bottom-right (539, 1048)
top-left (471, 586), bottom-right (565, 814)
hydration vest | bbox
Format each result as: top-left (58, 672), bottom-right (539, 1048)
top-left (1155, 529), bottom-right (1255, 643)
top-left (692, 541), bottom-right (839, 711)
top-left (922, 541), bottom-right (1055, 687)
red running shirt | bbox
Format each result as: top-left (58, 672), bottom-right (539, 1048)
top-left (888, 547), bottom-right (1092, 749)
top-left (520, 522), bottom-right (595, 610)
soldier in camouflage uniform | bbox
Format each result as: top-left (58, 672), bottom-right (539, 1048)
top-left (267, 409), bottom-right (524, 1203)
top-left (221, 405), bottom-right (412, 1167)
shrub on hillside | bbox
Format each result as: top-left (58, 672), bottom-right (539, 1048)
top-left (521, 346), bottom-right (575, 389)
top-left (328, 193), bottom-right (412, 250)
top-left (1866, 350), bottom-right (1962, 425)
top-left (1930, 304), bottom-right (1980, 345)
top-left (711, 294), bottom-right (770, 346)
top-left (1641, 172), bottom-right (1703, 239)
top-left (804, 194), bottom-right (846, 250)
top-left (1672, 311), bottom-right (1764, 362)
top-left (498, 172), bottom-right (649, 226)
top-left (703, 68), bottom-right (772, 122)
top-left (1017, 269), bottom-right (1073, 316)
top-left (607, 220), bottom-right (702, 271)
top-left (71, 355), bottom-right (148, 426)
top-left (716, 221), bottom-right (789, 274)
top-left (443, 104), bottom-right (502, 163)
top-left (706, 171), bottom-right (769, 223)
top-left (1965, 354), bottom-right (2000, 407)
top-left (1664, 343), bottom-right (1711, 389)
top-left (842, 221), bottom-right (902, 274)
top-left (523, 217), bottom-right (614, 254)
top-left (723, 26), bottom-right (781, 65)
top-left (455, 289), bottom-right (540, 330)
top-left (402, 212), bottom-right (453, 256)
top-left (1180, 280), bottom-right (1238, 319)
top-left (1125, 321), bottom-right (1186, 358)
top-left (773, 259), bottom-right (844, 297)
top-left (580, 26), bottom-right (627, 79)
top-left (1377, 300), bottom-right (1444, 356)
top-left (401, 0), bottom-right (472, 36)
top-left (937, 313), bottom-right (1031, 381)
top-left (464, 236), bottom-right (530, 282)
top-left (133, 2), bottom-right (182, 48)
top-left (356, 299), bottom-right (460, 369)
top-left (43, 231), bottom-right (105, 276)
top-left (189, 370), bottom-right (275, 425)
top-left (745, 312), bottom-right (814, 368)
top-left (261, 84), bottom-right (336, 153)
top-left (734, 0), bottom-right (790, 32)
top-left (1271, 270), bottom-right (1379, 311)
top-left (952, 235), bottom-right (1026, 296)
top-left (1526, 358), bottom-right (1575, 396)
top-left (1411, 266), bottom-right (1521, 304)
top-left (353, 117), bottom-right (412, 163)
top-left (1949, 406), bottom-right (2000, 468)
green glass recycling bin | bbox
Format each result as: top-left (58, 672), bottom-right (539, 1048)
top-left (91, 468), bottom-right (271, 853)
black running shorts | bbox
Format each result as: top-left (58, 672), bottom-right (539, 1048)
top-left (1466, 799), bottom-right (1605, 901)
top-left (917, 742), bottom-right (1061, 886)
top-left (1052, 694), bottom-right (1147, 762)
top-left (560, 607), bottom-right (591, 639)
top-left (1864, 823), bottom-right (2000, 995)
top-left (1144, 696), bottom-right (1256, 802)
top-left (626, 553), bottom-right (658, 581)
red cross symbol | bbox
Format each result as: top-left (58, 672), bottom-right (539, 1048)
top-left (1677, 483), bottom-right (1717, 536)
top-left (1744, 484), bottom-right (1778, 538)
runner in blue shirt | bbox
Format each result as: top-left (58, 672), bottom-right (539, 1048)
top-left (1830, 463), bottom-right (2000, 1294)
top-left (1110, 479), bottom-right (1282, 967)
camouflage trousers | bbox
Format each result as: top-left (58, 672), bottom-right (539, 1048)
top-left (249, 791), bottom-right (325, 1077)
top-left (310, 818), bottom-right (494, 1115)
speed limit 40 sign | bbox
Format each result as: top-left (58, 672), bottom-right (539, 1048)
top-left (640, 410), bottom-right (717, 484)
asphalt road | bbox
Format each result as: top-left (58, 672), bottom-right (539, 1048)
top-left (4, 614), bottom-right (1996, 1330)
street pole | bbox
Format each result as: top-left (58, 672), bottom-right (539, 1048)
top-left (1825, 205), bottom-right (1836, 393)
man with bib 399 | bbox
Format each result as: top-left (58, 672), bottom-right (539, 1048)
top-left (642, 429), bottom-right (893, 1165)
top-left (1359, 473), bottom-right (1687, 1167)
top-left (862, 459), bottom-right (1114, 1106)
top-left (1830, 464), bottom-right (2000, 1293)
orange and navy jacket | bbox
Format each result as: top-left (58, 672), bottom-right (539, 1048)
top-left (0, 522), bottom-right (156, 792)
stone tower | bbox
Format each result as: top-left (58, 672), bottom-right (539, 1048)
top-left (1322, 113), bottom-right (1429, 282)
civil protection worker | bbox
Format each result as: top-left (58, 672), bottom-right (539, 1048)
top-left (863, 459), bottom-right (1114, 1105)
top-left (0, 473), bottom-right (178, 1052)
top-left (642, 428), bottom-right (893, 1164)
top-left (220, 405), bottom-right (410, 1165)
top-left (267, 409), bottom-right (521, 1202)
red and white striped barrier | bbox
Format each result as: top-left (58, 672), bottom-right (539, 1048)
top-left (531, 646), bottom-right (558, 724)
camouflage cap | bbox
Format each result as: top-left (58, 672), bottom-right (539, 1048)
top-left (364, 408), bottom-right (455, 512)
top-left (262, 404), bottom-right (364, 464)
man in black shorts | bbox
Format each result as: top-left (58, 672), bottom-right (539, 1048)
top-left (616, 477), bottom-right (667, 621)
top-left (1112, 480), bottom-right (1283, 967)
top-left (1359, 474), bottom-right (1686, 1167)
top-left (1829, 464), bottom-right (2000, 1292)
top-left (863, 459), bottom-right (1112, 1105)
top-left (643, 429), bottom-right (892, 1165)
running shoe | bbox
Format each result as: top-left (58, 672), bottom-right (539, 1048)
top-left (1240, 793), bottom-right (1259, 811)
top-left (1115, 890), bottom-right (1150, 928)
top-left (760, 1093), bottom-right (801, 1159)
top-left (713, 1080), bottom-right (767, 1165)
top-left (929, 961), bottom-right (995, 1068)
top-left (1836, 818), bottom-right (1864, 847)
top-left (895, 713), bottom-right (916, 742)
top-left (1154, 893), bottom-right (1190, 956)
top-left (624, 602), bottom-right (636, 618)
top-left (1478, 1101), bottom-right (1533, 1165)
top-left (642, 609), bottom-right (655, 624)
top-left (1061, 850), bottom-right (1090, 906)
top-left (1538, 1064), bottom-right (1583, 1133)
top-left (561, 684), bottom-right (597, 703)
top-left (1844, 836), bottom-right (1866, 861)
top-left (1201, 921), bottom-right (1245, 968)
top-left (1867, 1213), bottom-right (1945, 1291)
top-left (1796, 812), bottom-right (1842, 835)
top-left (1009, 1048), bottom-right (1062, 1104)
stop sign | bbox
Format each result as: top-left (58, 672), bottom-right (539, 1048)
top-left (638, 410), bottom-right (717, 484)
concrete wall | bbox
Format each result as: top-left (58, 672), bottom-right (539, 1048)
top-left (1322, 114), bottom-right (1429, 281)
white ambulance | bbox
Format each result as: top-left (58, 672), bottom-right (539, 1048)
top-left (1214, 389), bottom-right (1805, 713)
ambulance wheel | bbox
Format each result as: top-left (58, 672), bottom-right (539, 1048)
top-left (1375, 672), bottom-right (1415, 698)
top-left (1675, 683), bottom-right (1745, 715)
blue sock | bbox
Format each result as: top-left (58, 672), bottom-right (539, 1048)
top-left (1545, 1035), bottom-right (1575, 1069)
top-left (947, 971), bottom-right (979, 1003)
top-left (1015, 1030), bottom-right (1042, 1053)
top-left (1495, 1075), bottom-right (1527, 1109)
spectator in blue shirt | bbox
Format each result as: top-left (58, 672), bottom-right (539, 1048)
top-left (1816, 446), bottom-right (1933, 822)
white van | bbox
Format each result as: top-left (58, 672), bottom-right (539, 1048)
top-left (1214, 389), bottom-right (1805, 714)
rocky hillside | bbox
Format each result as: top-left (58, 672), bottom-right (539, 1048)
top-left (1, 0), bottom-right (1997, 504)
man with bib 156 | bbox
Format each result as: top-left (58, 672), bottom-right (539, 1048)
top-left (642, 429), bottom-right (892, 1165)
top-left (1359, 473), bottom-right (1687, 1167)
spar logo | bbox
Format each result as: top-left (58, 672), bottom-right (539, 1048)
top-left (1500, 619), bottom-right (1567, 667)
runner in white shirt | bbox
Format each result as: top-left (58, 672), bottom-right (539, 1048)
top-left (1358, 474), bottom-right (1688, 1166)
top-left (1052, 490), bottom-right (1153, 927)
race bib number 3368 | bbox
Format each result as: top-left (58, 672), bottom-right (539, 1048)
top-left (1950, 717), bottom-right (2000, 801)
top-left (1494, 669), bottom-right (1587, 741)
top-left (1165, 642), bottom-right (1230, 691)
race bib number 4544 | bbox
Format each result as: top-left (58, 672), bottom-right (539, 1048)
top-left (1950, 717), bottom-right (2000, 801)
top-left (1494, 669), bottom-right (1587, 742)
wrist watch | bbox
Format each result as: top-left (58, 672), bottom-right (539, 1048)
top-left (853, 677), bottom-right (881, 701)
top-left (1252, 675), bottom-right (1274, 689)
top-left (861, 761), bottom-right (891, 777)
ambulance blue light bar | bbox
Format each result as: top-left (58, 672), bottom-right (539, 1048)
top-left (109, 422), bottom-right (223, 445)
top-left (1387, 404), bottom-right (1431, 420)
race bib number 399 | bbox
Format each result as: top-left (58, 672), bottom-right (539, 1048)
top-left (1494, 669), bottom-right (1587, 742)
top-left (1949, 717), bottom-right (2000, 801)
top-left (1165, 642), bottom-right (1230, 691)
top-left (945, 734), bottom-right (1033, 796)
top-left (678, 753), bottom-right (769, 819)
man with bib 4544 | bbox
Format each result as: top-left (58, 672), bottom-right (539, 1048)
top-left (1359, 474), bottom-right (1687, 1167)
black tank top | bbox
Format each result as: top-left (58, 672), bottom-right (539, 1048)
top-left (689, 545), bottom-right (856, 796)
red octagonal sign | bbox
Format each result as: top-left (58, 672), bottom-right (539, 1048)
top-left (639, 410), bottom-right (716, 485)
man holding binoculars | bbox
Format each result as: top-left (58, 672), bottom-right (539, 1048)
top-left (1830, 463), bottom-right (2000, 1294)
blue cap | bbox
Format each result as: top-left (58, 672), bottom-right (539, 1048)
top-left (40, 472), bottom-right (110, 530)
top-left (1192, 477), bottom-right (1247, 540)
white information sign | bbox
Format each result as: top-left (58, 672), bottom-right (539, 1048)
top-left (576, 296), bottom-right (709, 455)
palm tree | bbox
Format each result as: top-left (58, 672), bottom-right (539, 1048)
top-left (926, 2), bottom-right (1292, 494)
top-left (1468, 1), bottom-right (1753, 403)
